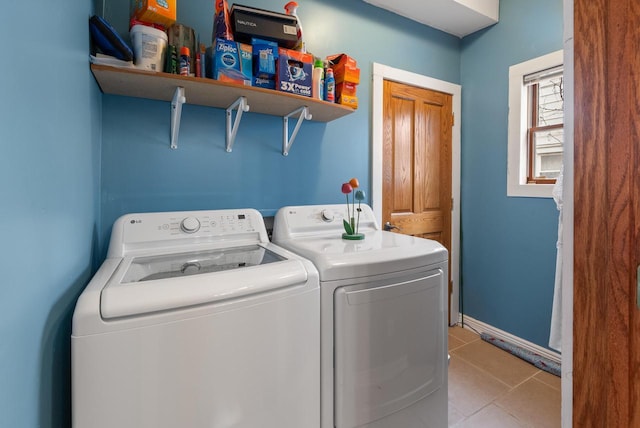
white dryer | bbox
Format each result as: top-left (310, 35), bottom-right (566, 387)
top-left (72, 209), bottom-right (319, 428)
top-left (273, 204), bottom-right (448, 428)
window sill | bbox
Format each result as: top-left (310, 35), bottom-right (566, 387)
top-left (507, 182), bottom-right (554, 198)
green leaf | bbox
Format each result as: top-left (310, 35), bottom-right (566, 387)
top-left (343, 219), bottom-right (354, 235)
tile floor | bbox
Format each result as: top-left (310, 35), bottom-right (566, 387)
top-left (448, 326), bottom-right (561, 428)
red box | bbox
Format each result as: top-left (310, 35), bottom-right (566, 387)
top-left (336, 81), bottom-right (357, 98)
top-left (327, 53), bottom-right (357, 69)
top-left (327, 53), bottom-right (360, 84)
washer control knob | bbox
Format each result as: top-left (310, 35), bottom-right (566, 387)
top-left (321, 209), bottom-right (335, 222)
top-left (180, 217), bottom-right (201, 233)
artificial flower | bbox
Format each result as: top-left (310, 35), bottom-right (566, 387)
top-left (341, 178), bottom-right (365, 236)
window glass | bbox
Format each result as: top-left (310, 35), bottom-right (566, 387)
top-left (536, 76), bottom-right (563, 127)
top-left (533, 129), bottom-right (563, 179)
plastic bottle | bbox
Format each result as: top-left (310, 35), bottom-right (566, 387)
top-left (324, 67), bottom-right (335, 103)
top-left (179, 46), bottom-right (190, 76)
top-left (284, 1), bottom-right (305, 52)
top-left (312, 59), bottom-right (325, 100)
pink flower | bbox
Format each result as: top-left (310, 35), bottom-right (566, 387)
top-left (341, 183), bottom-right (353, 194)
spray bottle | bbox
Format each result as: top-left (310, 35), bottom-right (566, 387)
top-left (324, 67), bottom-right (335, 103)
top-left (284, 1), bottom-right (305, 52)
top-left (179, 46), bottom-right (191, 76)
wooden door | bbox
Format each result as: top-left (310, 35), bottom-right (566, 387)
top-left (573, 0), bottom-right (640, 425)
top-left (382, 80), bottom-right (453, 318)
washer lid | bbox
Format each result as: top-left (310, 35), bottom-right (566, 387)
top-left (275, 230), bottom-right (447, 281)
top-left (120, 245), bottom-right (285, 283)
top-left (100, 245), bottom-right (309, 318)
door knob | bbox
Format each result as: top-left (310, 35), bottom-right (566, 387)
top-left (384, 222), bottom-right (400, 231)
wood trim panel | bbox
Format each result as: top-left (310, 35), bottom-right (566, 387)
top-left (629, 0), bottom-right (640, 424)
top-left (573, 0), bottom-right (609, 417)
top-left (574, 0), bottom-right (639, 425)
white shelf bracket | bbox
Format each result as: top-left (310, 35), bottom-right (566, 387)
top-left (170, 87), bottom-right (186, 149)
top-left (226, 96), bottom-right (250, 152)
top-left (282, 106), bottom-right (312, 156)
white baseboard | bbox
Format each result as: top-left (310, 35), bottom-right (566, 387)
top-left (458, 314), bottom-right (561, 365)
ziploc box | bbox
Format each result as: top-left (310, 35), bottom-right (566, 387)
top-left (251, 38), bottom-right (278, 78)
top-left (206, 38), bottom-right (252, 85)
top-left (277, 47), bottom-right (313, 97)
top-left (253, 76), bottom-right (276, 89)
top-left (132, 0), bottom-right (177, 28)
top-left (252, 38), bottom-right (277, 88)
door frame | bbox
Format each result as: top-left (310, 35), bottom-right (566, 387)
top-left (371, 63), bottom-right (461, 324)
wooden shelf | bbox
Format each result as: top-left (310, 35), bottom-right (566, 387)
top-left (90, 64), bottom-right (355, 122)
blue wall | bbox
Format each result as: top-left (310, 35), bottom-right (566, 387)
top-left (0, 1), bottom-right (101, 427)
top-left (99, 0), bottom-right (461, 257)
top-left (460, 0), bottom-right (563, 348)
top-left (0, 0), bottom-right (563, 426)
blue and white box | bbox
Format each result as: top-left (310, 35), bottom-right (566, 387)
top-left (206, 38), bottom-right (252, 85)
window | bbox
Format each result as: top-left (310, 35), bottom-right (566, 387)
top-left (507, 50), bottom-right (563, 197)
top-left (526, 66), bottom-right (563, 183)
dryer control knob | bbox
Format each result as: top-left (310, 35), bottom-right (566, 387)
top-left (180, 217), bottom-right (201, 233)
top-left (321, 209), bottom-right (335, 222)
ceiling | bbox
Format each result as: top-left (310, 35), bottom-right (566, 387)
top-left (362, 0), bottom-right (499, 38)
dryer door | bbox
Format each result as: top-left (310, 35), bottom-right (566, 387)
top-left (334, 269), bottom-right (446, 428)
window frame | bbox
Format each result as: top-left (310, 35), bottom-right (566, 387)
top-left (507, 50), bottom-right (563, 198)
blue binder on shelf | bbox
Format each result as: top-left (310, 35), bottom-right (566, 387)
top-left (89, 15), bottom-right (133, 62)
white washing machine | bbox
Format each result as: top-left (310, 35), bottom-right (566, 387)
top-left (72, 209), bottom-right (319, 428)
top-left (273, 204), bottom-right (448, 428)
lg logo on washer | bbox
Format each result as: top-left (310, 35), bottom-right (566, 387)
top-left (129, 219), bottom-right (142, 224)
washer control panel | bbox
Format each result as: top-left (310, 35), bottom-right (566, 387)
top-left (273, 204), bottom-right (379, 239)
top-left (109, 209), bottom-right (268, 256)
top-left (180, 216), bottom-right (201, 233)
top-left (321, 209), bottom-right (335, 222)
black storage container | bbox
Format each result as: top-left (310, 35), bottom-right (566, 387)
top-left (230, 4), bottom-right (298, 48)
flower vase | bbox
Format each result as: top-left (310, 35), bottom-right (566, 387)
top-left (342, 232), bottom-right (365, 240)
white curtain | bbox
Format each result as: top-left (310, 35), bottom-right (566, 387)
top-left (549, 165), bottom-right (563, 352)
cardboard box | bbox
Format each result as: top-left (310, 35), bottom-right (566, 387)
top-left (338, 94), bottom-right (358, 109)
top-left (336, 81), bottom-right (357, 98)
top-left (253, 76), bottom-right (276, 89)
top-left (327, 53), bottom-right (357, 69)
top-left (335, 65), bottom-right (360, 85)
top-left (132, 0), bottom-right (176, 28)
top-left (252, 38), bottom-right (278, 79)
top-left (231, 4), bottom-right (298, 49)
top-left (206, 39), bottom-right (252, 86)
top-left (327, 53), bottom-right (360, 84)
top-left (238, 43), bottom-right (252, 83)
top-left (277, 48), bottom-right (313, 97)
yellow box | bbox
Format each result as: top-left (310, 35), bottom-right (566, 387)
top-left (338, 94), bottom-right (358, 109)
top-left (132, 0), bottom-right (177, 28)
